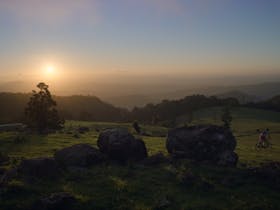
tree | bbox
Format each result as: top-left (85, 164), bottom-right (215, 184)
top-left (221, 106), bottom-right (232, 129)
top-left (132, 121), bottom-right (141, 134)
top-left (25, 82), bottom-right (64, 133)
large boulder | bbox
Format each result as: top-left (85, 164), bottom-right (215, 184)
top-left (218, 150), bottom-right (238, 167)
top-left (166, 125), bottom-right (238, 166)
top-left (54, 144), bottom-right (104, 167)
top-left (18, 157), bottom-right (60, 179)
top-left (97, 128), bottom-right (147, 162)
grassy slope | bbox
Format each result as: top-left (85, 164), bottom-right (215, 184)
top-left (0, 107), bottom-right (280, 210)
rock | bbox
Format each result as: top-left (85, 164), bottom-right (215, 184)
top-left (97, 128), bottom-right (147, 162)
top-left (141, 152), bottom-right (169, 166)
top-left (54, 144), bottom-right (104, 167)
top-left (218, 151), bottom-right (238, 167)
top-left (33, 192), bottom-right (76, 210)
top-left (131, 138), bottom-right (148, 161)
top-left (18, 158), bottom-right (60, 179)
top-left (166, 125), bottom-right (237, 166)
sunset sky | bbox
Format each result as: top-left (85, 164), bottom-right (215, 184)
top-left (0, 0), bottom-right (279, 95)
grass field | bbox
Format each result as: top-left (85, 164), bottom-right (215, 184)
top-left (0, 107), bottom-right (280, 210)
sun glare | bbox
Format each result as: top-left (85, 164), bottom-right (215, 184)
top-left (46, 65), bottom-right (55, 74)
top-left (41, 63), bottom-right (60, 80)
top-left (42, 63), bottom-right (58, 77)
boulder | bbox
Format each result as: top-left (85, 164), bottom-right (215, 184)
top-left (33, 192), bottom-right (76, 210)
top-left (97, 128), bottom-right (147, 162)
top-left (54, 144), bottom-right (104, 167)
top-left (166, 125), bottom-right (237, 166)
top-left (18, 157), bottom-right (60, 179)
top-left (218, 150), bottom-right (238, 167)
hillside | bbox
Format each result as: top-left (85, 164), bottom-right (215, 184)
top-left (0, 108), bottom-right (280, 210)
top-left (0, 93), bottom-right (127, 123)
top-left (215, 90), bottom-right (259, 104)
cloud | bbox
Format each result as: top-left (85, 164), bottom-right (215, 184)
top-left (0, 0), bottom-right (99, 25)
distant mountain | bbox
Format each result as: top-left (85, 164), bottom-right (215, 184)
top-left (0, 93), bottom-right (127, 123)
top-left (104, 82), bottom-right (280, 108)
top-left (1, 80), bottom-right (279, 109)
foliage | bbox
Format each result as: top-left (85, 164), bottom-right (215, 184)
top-left (0, 92), bottom-right (128, 123)
top-left (247, 95), bottom-right (280, 112)
top-left (25, 82), bottom-right (64, 133)
top-left (131, 95), bottom-right (239, 124)
top-left (1, 91), bottom-right (280, 126)
top-left (132, 121), bottom-right (141, 134)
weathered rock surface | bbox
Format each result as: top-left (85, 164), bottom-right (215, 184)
top-left (217, 150), bottom-right (238, 167)
top-left (18, 157), bottom-right (60, 179)
top-left (166, 125), bottom-right (238, 166)
top-left (54, 144), bottom-right (104, 167)
top-left (97, 128), bottom-right (147, 162)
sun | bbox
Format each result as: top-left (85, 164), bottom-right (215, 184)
top-left (46, 65), bottom-right (55, 74)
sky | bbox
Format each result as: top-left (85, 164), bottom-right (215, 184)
top-left (0, 0), bottom-right (279, 95)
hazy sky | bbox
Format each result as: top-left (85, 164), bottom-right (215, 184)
top-left (0, 0), bottom-right (279, 94)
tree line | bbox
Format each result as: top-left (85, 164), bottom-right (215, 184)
top-left (0, 83), bottom-right (279, 126)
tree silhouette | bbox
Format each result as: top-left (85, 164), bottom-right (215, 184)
top-left (221, 106), bottom-right (232, 129)
top-left (25, 82), bottom-right (64, 133)
top-left (132, 121), bottom-right (141, 134)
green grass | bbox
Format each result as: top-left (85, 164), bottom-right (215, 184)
top-left (0, 107), bottom-right (280, 210)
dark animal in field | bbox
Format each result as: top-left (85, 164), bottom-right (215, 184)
top-left (97, 128), bottom-right (147, 162)
top-left (166, 125), bottom-right (238, 166)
